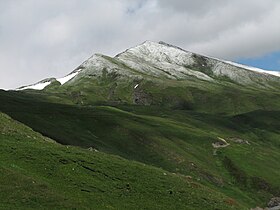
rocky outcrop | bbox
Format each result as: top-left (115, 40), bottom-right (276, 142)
top-left (212, 137), bottom-right (230, 148)
top-left (228, 137), bottom-right (250, 145)
top-left (268, 197), bottom-right (280, 209)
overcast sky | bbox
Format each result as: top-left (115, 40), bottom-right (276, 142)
top-left (1, 0), bottom-right (280, 89)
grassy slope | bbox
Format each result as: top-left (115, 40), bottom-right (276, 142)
top-left (0, 112), bottom-right (244, 210)
top-left (37, 57), bottom-right (280, 116)
top-left (0, 90), bottom-right (279, 209)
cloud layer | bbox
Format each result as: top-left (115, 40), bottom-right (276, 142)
top-left (0, 0), bottom-right (280, 89)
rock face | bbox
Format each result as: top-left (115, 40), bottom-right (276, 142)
top-left (252, 197), bottom-right (280, 210)
top-left (268, 197), bottom-right (280, 208)
top-left (133, 89), bottom-right (152, 105)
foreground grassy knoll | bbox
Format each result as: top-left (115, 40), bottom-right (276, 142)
top-left (0, 112), bottom-right (245, 209)
top-left (0, 90), bottom-right (279, 209)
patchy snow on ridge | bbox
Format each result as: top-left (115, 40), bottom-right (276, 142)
top-left (18, 81), bottom-right (51, 90)
top-left (17, 68), bottom-right (83, 91)
top-left (57, 69), bottom-right (82, 85)
top-left (197, 51), bottom-right (280, 78)
top-left (223, 61), bottom-right (280, 78)
top-left (76, 54), bottom-right (144, 79)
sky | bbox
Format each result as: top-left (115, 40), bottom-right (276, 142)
top-left (0, 0), bottom-right (280, 89)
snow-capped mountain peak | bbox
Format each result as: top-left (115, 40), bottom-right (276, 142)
top-left (116, 40), bottom-right (193, 65)
top-left (16, 41), bottom-right (280, 91)
top-left (116, 41), bottom-right (280, 79)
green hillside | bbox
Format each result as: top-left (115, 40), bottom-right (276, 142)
top-left (0, 112), bottom-right (246, 209)
top-left (0, 90), bottom-right (279, 209)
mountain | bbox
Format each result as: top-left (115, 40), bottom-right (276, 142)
top-left (19, 41), bottom-right (280, 89)
top-left (1, 41), bottom-right (280, 209)
top-left (17, 41), bottom-right (280, 115)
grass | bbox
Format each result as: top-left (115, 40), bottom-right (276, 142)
top-left (0, 90), bottom-right (280, 209)
top-left (0, 112), bottom-right (245, 209)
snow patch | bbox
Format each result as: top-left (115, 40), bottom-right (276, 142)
top-left (18, 81), bottom-right (51, 90)
top-left (57, 69), bottom-right (82, 85)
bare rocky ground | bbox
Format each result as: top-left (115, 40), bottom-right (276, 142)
top-left (251, 197), bottom-right (280, 210)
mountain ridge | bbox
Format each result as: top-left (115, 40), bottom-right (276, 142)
top-left (16, 41), bottom-right (280, 91)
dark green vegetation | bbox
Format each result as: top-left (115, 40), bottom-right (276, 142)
top-left (0, 89), bottom-right (279, 209)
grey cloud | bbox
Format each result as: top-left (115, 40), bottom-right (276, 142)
top-left (157, 0), bottom-right (226, 15)
top-left (0, 0), bottom-right (280, 89)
